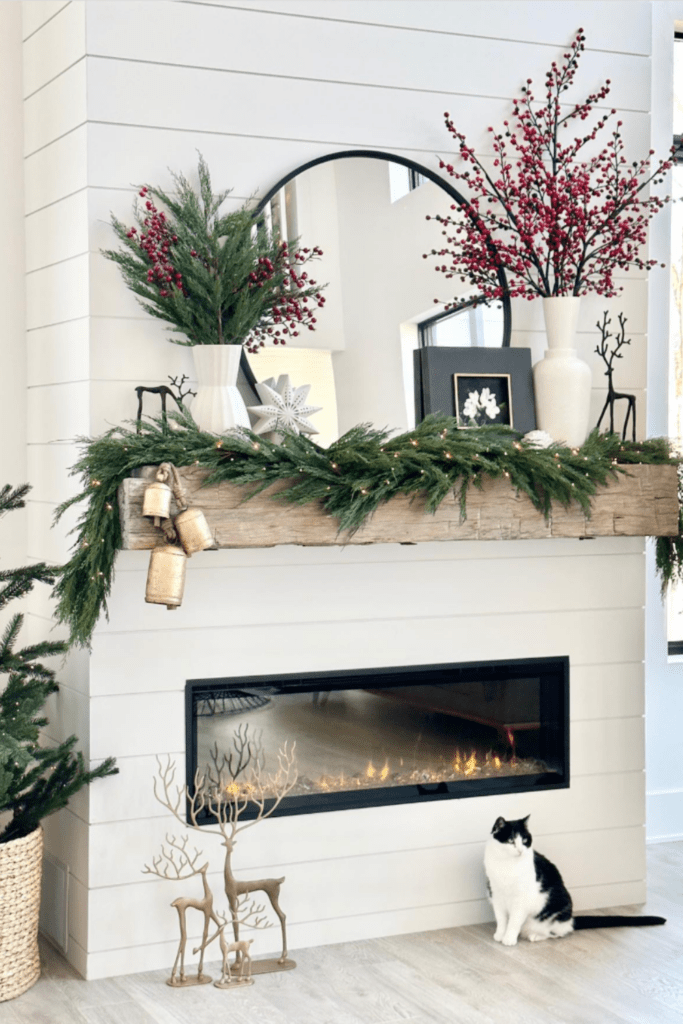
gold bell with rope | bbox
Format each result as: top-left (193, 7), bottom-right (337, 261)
top-left (145, 541), bottom-right (186, 610)
top-left (142, 466), bottom-right (173, 527)
top-left (173, 506), bottom-right (214, 557)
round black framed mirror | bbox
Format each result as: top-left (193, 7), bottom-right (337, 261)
top-left (239, 150), bottom-right (511, 440)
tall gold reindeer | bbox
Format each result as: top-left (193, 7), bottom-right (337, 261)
top-left (154, 726), bottom-right (298, 971)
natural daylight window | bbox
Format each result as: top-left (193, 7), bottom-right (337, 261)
top-left (667, 33), bottom-right (683, 654)
top-left (419, 304), bottom-right (505, 348)
top-left (388, 162), bottom-right (429, 202)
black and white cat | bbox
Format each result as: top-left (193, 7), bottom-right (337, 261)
top-left (484, 815), bottom-right (665, 946)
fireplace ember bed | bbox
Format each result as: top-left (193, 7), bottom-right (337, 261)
top-left (186, 657), bottom-right (569, 821)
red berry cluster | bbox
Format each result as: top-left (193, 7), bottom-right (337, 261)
top-left (425, 29), bottom-right (674, 303)
top-left (243, 242), bottom-right (326, 354)
top-left (127, 187), bottom-right (184, 298)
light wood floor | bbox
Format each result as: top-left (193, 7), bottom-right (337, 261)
top-left (1, 842), bottom-right (681, 1024)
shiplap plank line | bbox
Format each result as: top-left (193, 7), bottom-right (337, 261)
top-left (79, 876), bottom-right (648, 979)
top-left (83, 826), bottom-right (645, 953)
top-left (24, 126), bottom-right (87, 214)
top-left (88, 771), bottom-right (644, 871)
top-left (25, 189), bottom-right (88, 272)
top-left (182, 1), bottom-right (652, 57)
top-left (24, 62), bottom-right (86, 156)
top-left (23, 1), bottom-right (84, 98)
top-left (84, 2), bottom-right (650, 112)
top-left (95, 554), bottom-right (645, 634)
top-left (84, 57), bottom-right (651, 157)
top-left (87, 607), bottom-right (644, 698)
top-left (22, 0), bottom-right (71, 41)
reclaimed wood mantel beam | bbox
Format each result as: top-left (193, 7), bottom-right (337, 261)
top-left (118, 463), bottom-right (679, 550)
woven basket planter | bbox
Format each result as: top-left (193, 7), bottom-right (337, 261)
top-left (0, 827), bottom-right (43, 1001)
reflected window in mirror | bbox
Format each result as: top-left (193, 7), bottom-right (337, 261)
top-left (389, 163), bottom-right (429, 203)
top-left (419, 305), bottom-right (505, 349)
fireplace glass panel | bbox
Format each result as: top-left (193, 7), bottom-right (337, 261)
top-left (187, 658), bottom-right (568, 819)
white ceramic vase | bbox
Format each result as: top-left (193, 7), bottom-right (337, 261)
top-left (188, 345), bottom-right (251, 434)
top-left (532, 296), bottom-right (592, 448)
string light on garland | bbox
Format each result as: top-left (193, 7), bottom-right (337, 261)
top-left (50, 408), bottom-right (683, 647)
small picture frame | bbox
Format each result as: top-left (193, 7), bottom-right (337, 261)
top-left (454, 373), bottom-right (513, 428)
top-left (413, 346), bottom-right (536, 434)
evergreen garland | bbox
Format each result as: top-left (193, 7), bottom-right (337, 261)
top-left (53, 411), bottom-right (682, 648)
top-left (0, 484), bottom-right (118, 843)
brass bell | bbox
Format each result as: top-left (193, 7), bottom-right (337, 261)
top-left (173, 507), bottom-right (214, 557)
top-left (142, 468), bottom-right (172, 528)
top-left (145, 543), bottom-right (186, 610)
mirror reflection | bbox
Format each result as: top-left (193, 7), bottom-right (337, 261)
top-left (244, 155), bottom-right (506, 444)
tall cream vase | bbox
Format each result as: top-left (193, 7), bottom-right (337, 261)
top-left (188, 345), bottom-right (251, 434)
top-left (532, 296), bottom-right (592, 448)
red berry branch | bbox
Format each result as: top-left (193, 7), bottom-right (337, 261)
top-left (426, 29), bottom-right (674, 305)
top-left (104, 156), bottom-right (327, 353)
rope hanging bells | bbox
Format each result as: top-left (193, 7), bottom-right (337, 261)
top-left (145, 542), bottom-right (187, 609)
top-left (143, 462), bottom-right (214, 609)
top-left (141, 465), bottom-right (173, 526)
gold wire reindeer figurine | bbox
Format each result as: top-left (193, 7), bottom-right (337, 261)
top-left (153, 725), bottom-right (299, 976)
top-left (142, 833), bottom-right (266, 988)
top-left (595, 311), bottom-right (637, 441)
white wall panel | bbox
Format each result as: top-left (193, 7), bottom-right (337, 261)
top-left (24, 126), bottom-right (87, 213)
top-left (27, 318), bottom-right (89, 387)
top-left (82, 878), bottom-right (647, 979)
top-left (89, 316), bottom-right (194, 383)
top-left (23, 0), bottom-right (84, 98)
top-left (88, 771), bottom-right (644, 882)
top-left (25, 253), bottom-right (89, 330)
top-left (25, 189), bottom-right (88, 272)
top-left (26, 381), bottom-right (89, 443)
top-left (112, 536), bottom-right (643, 571)
top-left (22, 0), bottom-right (71, 40)
top-left (43, 681), bottom-right (91, 757)
top-left (84, 56), bottom-right (651, 161)
top-left (511, 331), bottom-right (648, 391)
top-left (95, 553), bottom-right (645, 635)
top-left (86, 2), bottom-right (651, 113)
top-left (42, 806), bottom-right (89, 888)
top-left (201, 1), bottom-right (652, 56)
top-left (84, 826), bottom-right (645, 953)
top-left (88, 606), bottom-right (645, 699)
top-left (23, 59), bottom-right (86, 156)
top-left (25, 496), bottom-right (80, 565)
top-left (85, 122), bottom-right (441, 195)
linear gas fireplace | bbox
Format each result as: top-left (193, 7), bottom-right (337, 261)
top-left (185, 657), bottom-right (569, 821)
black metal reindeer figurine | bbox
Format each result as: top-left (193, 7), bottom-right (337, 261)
top-left (135, 375), bottom-right (197, 431)
top-left (595, 311), bottom-right (636, 441)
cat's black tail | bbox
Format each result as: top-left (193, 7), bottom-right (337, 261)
top-left (573, 915), bottom-right (666, 930)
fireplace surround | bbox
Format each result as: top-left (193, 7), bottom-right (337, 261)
top-left (186, 656), bottom-right (569, 821)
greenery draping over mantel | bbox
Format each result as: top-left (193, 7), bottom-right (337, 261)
top-left (52, 411), bottom-right (683, 647)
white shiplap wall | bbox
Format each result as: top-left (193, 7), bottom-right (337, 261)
top-left (20, 0), bottom-right (659, 979)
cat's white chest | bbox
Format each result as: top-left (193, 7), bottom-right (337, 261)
top-left (484, 840), bottom-right (543, 913)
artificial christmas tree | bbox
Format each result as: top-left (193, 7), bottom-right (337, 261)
top-left (0, 483), bottom-right (117, 999)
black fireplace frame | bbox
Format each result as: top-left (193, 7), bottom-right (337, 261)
top-left (185, 656), bottom-right (569, 824)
